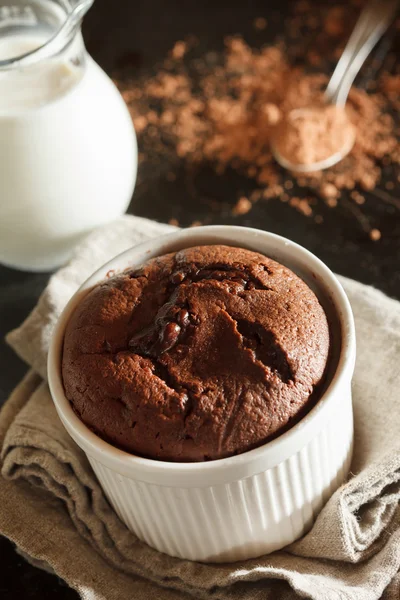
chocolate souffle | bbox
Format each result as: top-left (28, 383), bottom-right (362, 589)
top-left (62, 245), bottom-right (330, 461)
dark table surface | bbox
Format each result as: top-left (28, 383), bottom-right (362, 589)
top-left (1, 0), bottom-right (399, 598)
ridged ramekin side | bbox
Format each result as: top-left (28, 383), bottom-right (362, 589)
top-left (87, 382), bottom-right (353, 562)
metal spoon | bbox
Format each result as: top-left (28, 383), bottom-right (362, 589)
top-left (271, 0), bottom-right (398, 173)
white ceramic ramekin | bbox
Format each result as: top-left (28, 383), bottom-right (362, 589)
top-left (48, 226), bottom-right (356, 563)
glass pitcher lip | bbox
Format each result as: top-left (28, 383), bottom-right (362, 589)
top-left (0, 0), bottom-right (93, 69)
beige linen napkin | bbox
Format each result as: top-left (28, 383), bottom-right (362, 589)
top-left (1, 215), bottom-right (400, 600)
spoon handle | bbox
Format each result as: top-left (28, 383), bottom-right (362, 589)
top-left (325, 0), bottom-right (398, 106)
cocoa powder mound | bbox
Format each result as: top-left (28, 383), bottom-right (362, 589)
top-left (272, 104), bottom-right (356, 167)
top-left (114, 1), bottom-right (400, 237)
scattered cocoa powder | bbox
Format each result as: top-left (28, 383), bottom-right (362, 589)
top-left (381, 74), bottom-right (400, 110)
top-left (351, 190), bottom-right (365, 205)
top-left (232, 196), bottom-right (252, 216)
top-left (115, 1), bottom-right (400, 237)
top-left (369, 228), bottom-right (382, 241)
top-left (326, 197), bottom-right (338, 208)
top-left (290, 196), bottom-right (313, 216)
top-left (171, 41), bottom-right (188, 60)
top-left (253, 17), bottom-right (268, 31)
top-left (320, 182), bottom-right (340, 200)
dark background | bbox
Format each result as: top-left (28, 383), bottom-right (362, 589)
top-left (0, 0), bottom-right (399, 597)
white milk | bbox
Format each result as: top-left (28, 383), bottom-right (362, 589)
top-left (0, 32), bottom-right (137, 271)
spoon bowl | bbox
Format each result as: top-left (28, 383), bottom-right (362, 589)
top-left (272, 123), bottom-right (356, 174)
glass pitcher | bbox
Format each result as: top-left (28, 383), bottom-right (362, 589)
top-left (0, 0), bottom-right (137, 271)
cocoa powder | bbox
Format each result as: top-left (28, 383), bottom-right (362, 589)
top-left (272, 104), bottom-right (356, 168)
top-left (114, 1), bottom-right (399, 237)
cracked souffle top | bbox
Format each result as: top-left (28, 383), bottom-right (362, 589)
top-left (62, 245), bottom-right (330, 462)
